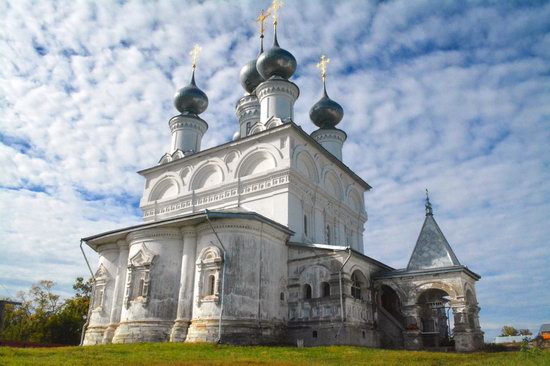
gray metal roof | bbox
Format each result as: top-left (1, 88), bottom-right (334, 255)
top-left (406, 214), bottom-right (461, 271)
top-left (540, 324), bottom-right (550, 333)
top-left (82, 208), bottom-right (294, 250)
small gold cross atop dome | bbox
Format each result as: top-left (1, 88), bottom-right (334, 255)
top-left (190, 44), bottom-right (202, 70)
top-left (269, 0), bottom-right (284, 26)
top-left (256, 9), bottom-right (270, 37)
top-left (316, 55), bottom-right (330, 82)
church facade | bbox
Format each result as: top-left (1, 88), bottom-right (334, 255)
top-left (81, 6), bottom-right (484, 352)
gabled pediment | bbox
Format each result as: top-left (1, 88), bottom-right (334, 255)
top-left (129, 245), bottom-right (155, 266)
top-left (95, 263), bottom-right (110, 284)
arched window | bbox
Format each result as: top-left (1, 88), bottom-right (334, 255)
top-left (280, 292), bottom-right (285, 301)
top-left (304, 215), bottom-right (308, 236)
top-left (125, 247), bottom-right (155, 307)
top-left (322, 282), bottom-right (330, 297)
top-left (351, 273), bottom-right (362, 300)
top-left (304, 284), bottom-right (312, 299)
top-left (196, 246), bottom-right (223, 304)
top-left (207, 275), bottom-right (216, 296)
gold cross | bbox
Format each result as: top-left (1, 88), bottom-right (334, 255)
top-left (269, 0), bottom-right (284, 25)
top-left (256, 9), bottom-right (270, 36)
top-left (189, 44), bottom-right (202, 70)
top-left (316, 55), bottom-right (330, 81)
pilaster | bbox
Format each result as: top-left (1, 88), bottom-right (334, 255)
top-left (102, 240), bottom-right (129, 343)
top-left (170, 228), bottom-right (198, 342)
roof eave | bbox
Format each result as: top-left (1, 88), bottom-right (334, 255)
top-left (374, 265), bottom-right (481, 281)
top-left (82, 210), bottom-right (294, 251)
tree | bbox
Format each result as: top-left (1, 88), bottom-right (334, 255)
top-left (501, 325), bottom-right (519, 336)
top-left (73, 277), bottom-right (93, 298)
top-left (519, 328), bottom-right (532, 336)
top-left (0, 278), bottom-right (91, 345)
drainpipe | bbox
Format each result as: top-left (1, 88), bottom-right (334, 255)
top-left (204, 209), bottom-right (227, 344)
top-left (336, 247), bottom-right (352, 339)
top-left (79, 239), bottom-right (96, 346)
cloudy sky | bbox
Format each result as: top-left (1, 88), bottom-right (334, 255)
top-left (1, 0), bottom-right (549, 340)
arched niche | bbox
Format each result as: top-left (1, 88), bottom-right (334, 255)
top-left (298, 264), bottom-right (331, 299)
top-left (190, 163), bottom-right (224, 190)
top-left (324, 170), bottom-right (343, 200)
top-left (349, 268), bottom-right (369, 301)
top-left (249, 123), bottom-right (265, 135)
top-left (417, 288), bottom-right (453, 347)
top-left (465, 288), bottom-right (476, 305)
top-left (236, 149), bottom-right (277, 178)
top-left (380, 285), bottom-right (404, 325)
top-left (295, 150), bottom-right (319, 183)
top-left (347, 188), bottom-right (363, 212)
top-left (149, 177), bottom-right (180, 201)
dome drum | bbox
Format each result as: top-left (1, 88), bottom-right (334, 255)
top-left (311, 127), bottom-right (347, 161)
top-left (168, 115), bottom-right (208, 155)
top-left (255, 78), bottom-right (299, 124)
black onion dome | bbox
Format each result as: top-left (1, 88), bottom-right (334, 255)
top-left (173, 71), bottom-right (208, 115)
top-left (256, 35), bottom-right (297, 80)
top-left (240, 57), bottom-right (265, 93)
top-left (309, 87), bottom-right (344, 129)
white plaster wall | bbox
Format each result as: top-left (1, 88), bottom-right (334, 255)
top-left (140, 126), bottom-right (368, 250)
top-left (188, 219), bottom-right (289, 342)
top-left (119, 229), bottom-right (183, 323)
top-left (89, 243), bottom-right (120, 326)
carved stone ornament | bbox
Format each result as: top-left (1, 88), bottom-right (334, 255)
top-left (92, 264), bottom-right (110, 311)
top-left (124, 245), bottom-right (156, 308)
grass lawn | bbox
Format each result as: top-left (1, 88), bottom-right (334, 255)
top-left (0, 343), bottom-right (549, 366)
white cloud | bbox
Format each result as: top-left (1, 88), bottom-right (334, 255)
top-left (1, 0), bottom-right (549, 341)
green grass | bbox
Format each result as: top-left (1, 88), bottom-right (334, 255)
top-left (0, 343), bottom-right (549, 366)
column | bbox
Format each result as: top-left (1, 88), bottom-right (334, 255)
top-left (452, 303), bottom-right (484, 352)
top-left (170, 229), bottom-right (198, 342)
top-left (102, 240), bottom-right (129, 343)
top-left (402, 304), bottom-right (422, 350)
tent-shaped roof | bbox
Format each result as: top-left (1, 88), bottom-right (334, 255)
top-left (406, 194), bottom-right (461, 271)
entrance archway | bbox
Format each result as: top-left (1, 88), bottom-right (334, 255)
top-left (417, 289), bottom-right (452, 348)
top-left (380, 285), bottom-right (404, 325)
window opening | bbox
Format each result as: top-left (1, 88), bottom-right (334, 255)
top-left (304, 284), bottom-right (312, 299)
top-left (322, 282), bottom-right (330, 297)
top-left (208, 274), bottom-right (216, 296)
top-left (351, 273), bottom-right (362, 300)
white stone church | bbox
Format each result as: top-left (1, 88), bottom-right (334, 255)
top-left (82, 7), bottom-right (484, 352)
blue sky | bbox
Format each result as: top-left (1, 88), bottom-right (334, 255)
top-left (1, 0), bottom-right (549, 341)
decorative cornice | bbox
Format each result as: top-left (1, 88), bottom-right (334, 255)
top-left (143, 172), bottom-right (290, 219)
top-left (235, 94), bottom-right (260, 112)
top-left (311, 128), bottom-right (347, 143)
top-left (126, 228), bottom-right (182, 243)
top-left (169, 115), bottom-right (208, 134)
top-left (195, 220), bottom-right (289, 241)
top-left (256, 79), bottom-right (299, 100)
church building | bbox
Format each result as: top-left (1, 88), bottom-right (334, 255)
top-left (81, 3), bottom-right (484, 352)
